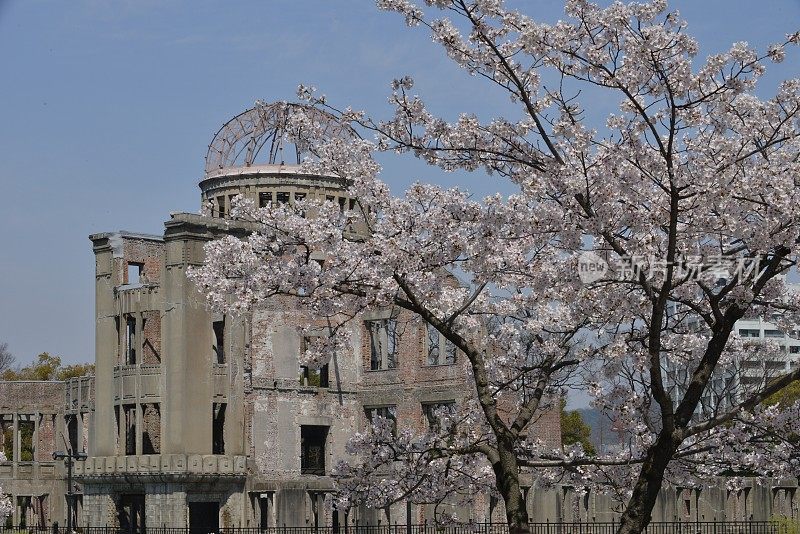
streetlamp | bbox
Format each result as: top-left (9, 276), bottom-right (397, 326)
top-left (53, 450), bottom-right (87, 533)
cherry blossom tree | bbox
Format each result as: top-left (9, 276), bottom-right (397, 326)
top-left (189, 1), bottom-right (800, 533)
top-left (0, 452), bottom-right (10, 520)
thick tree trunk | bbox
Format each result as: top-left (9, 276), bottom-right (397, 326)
top-left (616, 433), bottom-right (679, 534)
top-left (492, 439), bottom-right (530, 534)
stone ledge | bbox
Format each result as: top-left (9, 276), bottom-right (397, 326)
top-left (74, 454), bottom-right (247, 477)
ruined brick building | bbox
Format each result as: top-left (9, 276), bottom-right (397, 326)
top-left (0, 377), bottom-right (92, 526)
top-left (4, 102), bottom-right (795, 530)
top-left (74, 102), bottom-right (562, 531)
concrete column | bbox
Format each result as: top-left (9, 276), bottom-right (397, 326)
top-left (119, 319), bottom-right (126, 365)
top-left (12, 413), bottom-right (19, 462)
top-left (77, 412), bottom-right (84, 452)
top-left (162, 227), bottom-right (214, 455)
top-left (118, 407), bottom-right (125, 455)
top-left (225, 314), bottom-right (246, 455)
top-left (32, 413), bottom-right (39, 462)
top-left (136, 403), bottom-right (143, 456)
top-left (136, 311), bottom-right (144, 364)
top-left (92, 237), bottom-right (122, 457)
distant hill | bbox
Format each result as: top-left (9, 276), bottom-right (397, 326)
top-left (576, 408), bottom-right (625, 453)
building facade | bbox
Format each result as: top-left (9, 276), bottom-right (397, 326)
top-left (0, 377), bottom-right (92, 526)
top-left (72, 102), bottom-right (561, 530)
top-left (3, 102), bottom-right (798, 529)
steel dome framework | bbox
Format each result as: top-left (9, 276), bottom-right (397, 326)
top-left (204, 101), bottom-right (356, 175)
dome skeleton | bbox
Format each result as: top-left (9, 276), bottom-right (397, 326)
top-left (204, 101), bottom-right (357, 175)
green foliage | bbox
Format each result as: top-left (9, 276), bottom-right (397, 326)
top-left (763, 382), bottom-right (800, 446)
top-left (19, 423), bottom-right (33, 461)
top-left (0, 352), bottom-right (93, 381)
top-left (58, 362), bottom-right (95, 380)
top-left (1, 423), bottom-right (34, 461)
top-left (764, 381), bottom-right (800, 408)
top-left (772, 516), bottom-right (800, 534)
top-left (561, 398), bottom-right (596, 456)
top-left (1, 427), bottom-right (11, 461)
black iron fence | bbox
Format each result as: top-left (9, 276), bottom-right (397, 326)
top-left (0, 523), bottom-right (792, 534)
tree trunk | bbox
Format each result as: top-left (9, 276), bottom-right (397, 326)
top-left (492, 439), bottom-right (530, 534)
top-left (616, 433), bottom-right (679, 534)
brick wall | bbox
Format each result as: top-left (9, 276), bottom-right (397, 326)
top-left (142, 310), bottom-right (161, 364)
top-left (0, 381), bottom-right (64, 412)
top-left (118, 237), bottom-right (164, 285)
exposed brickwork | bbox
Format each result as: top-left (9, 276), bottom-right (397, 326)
top-left (0, 380), bottom-right (73, 526)
top-left (119, 237), bottom-right (164, 285)
top-left (35, 415), bottom-right (56, 462)
top-left (0, 381), bottom-right (64, 412)
top-left (142, 310), bottom-right (161, 364)
top-left (142, 403), bottom-right (161, 454)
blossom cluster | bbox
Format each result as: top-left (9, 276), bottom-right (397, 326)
top-left (0, 452), bottom-right (10, 520)
top-left (189, 0), bottom-right (800, 524)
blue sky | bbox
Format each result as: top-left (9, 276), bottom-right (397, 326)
top-left (0, 0), bottom-right (798, 366)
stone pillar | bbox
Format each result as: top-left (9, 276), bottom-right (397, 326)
top-left (119, 406), bottom-right (126, 455)
top-left (136, 311), bottom-right (144, 364)
top-left (135, 403), bottom-right (143, 456)
top-left (119, 318), bottom-right (126, 365)
top-left (91, 234), bottom-right (120, 457)
top-left (162, 221), bottom-right (213, 455)
top-left (12, 413), bottom-right (19, 463)
top-left (32, 413), bottom-right (38, 462)
top-left (225, 314), bottom-right (247, 455)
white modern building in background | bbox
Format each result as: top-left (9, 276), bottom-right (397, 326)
top-left (670, 283), bottom-right (800, 417)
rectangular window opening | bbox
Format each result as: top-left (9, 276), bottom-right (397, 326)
top-left (16, 496), bottom-right (32, 528)
top-left (364, 405), bottom-right (397, 435)
top-left (142, 403), bottom-right (160, 455)
top-left (300, 337), bottom-right (329, 387)
top-left (67, 414), bottom-right (79, 453)
top-left (259, 192), bottom-right (272, 208)
top-left (422, 401), bottom-right (455, 432)
top-left (117, 494), bottom-right (146, 533)
top-left (213, 319), bottom-right (225, 364)
top-left (126, 316), bottom-right (137, 365)
top-left (300, 364), bottom-right (329, 388)
top-left (212, 402), bottom-right (226, 455)
top-left (426, 323), bottom-right (440, 365)
top-left (300, 425), bottom-right (328, 475)
top-left (1, 415), bottom-right (13, 462)
top-left (444, 338), bottom-right (457, 365)
top-left (294, 192), bottom-right (307, 216)
top-left (123, 405), bottom-right (136, 456)
top-left (366, 318), bottom-right (398, 371)
top-left (259, 494), bottom-right (273, 530)
top-left (276, 192), bottom-right (290, 204)
top-left (127, 262), bottom-right (143, 285)
top-left (18, 417), bottom-right (34, 462)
